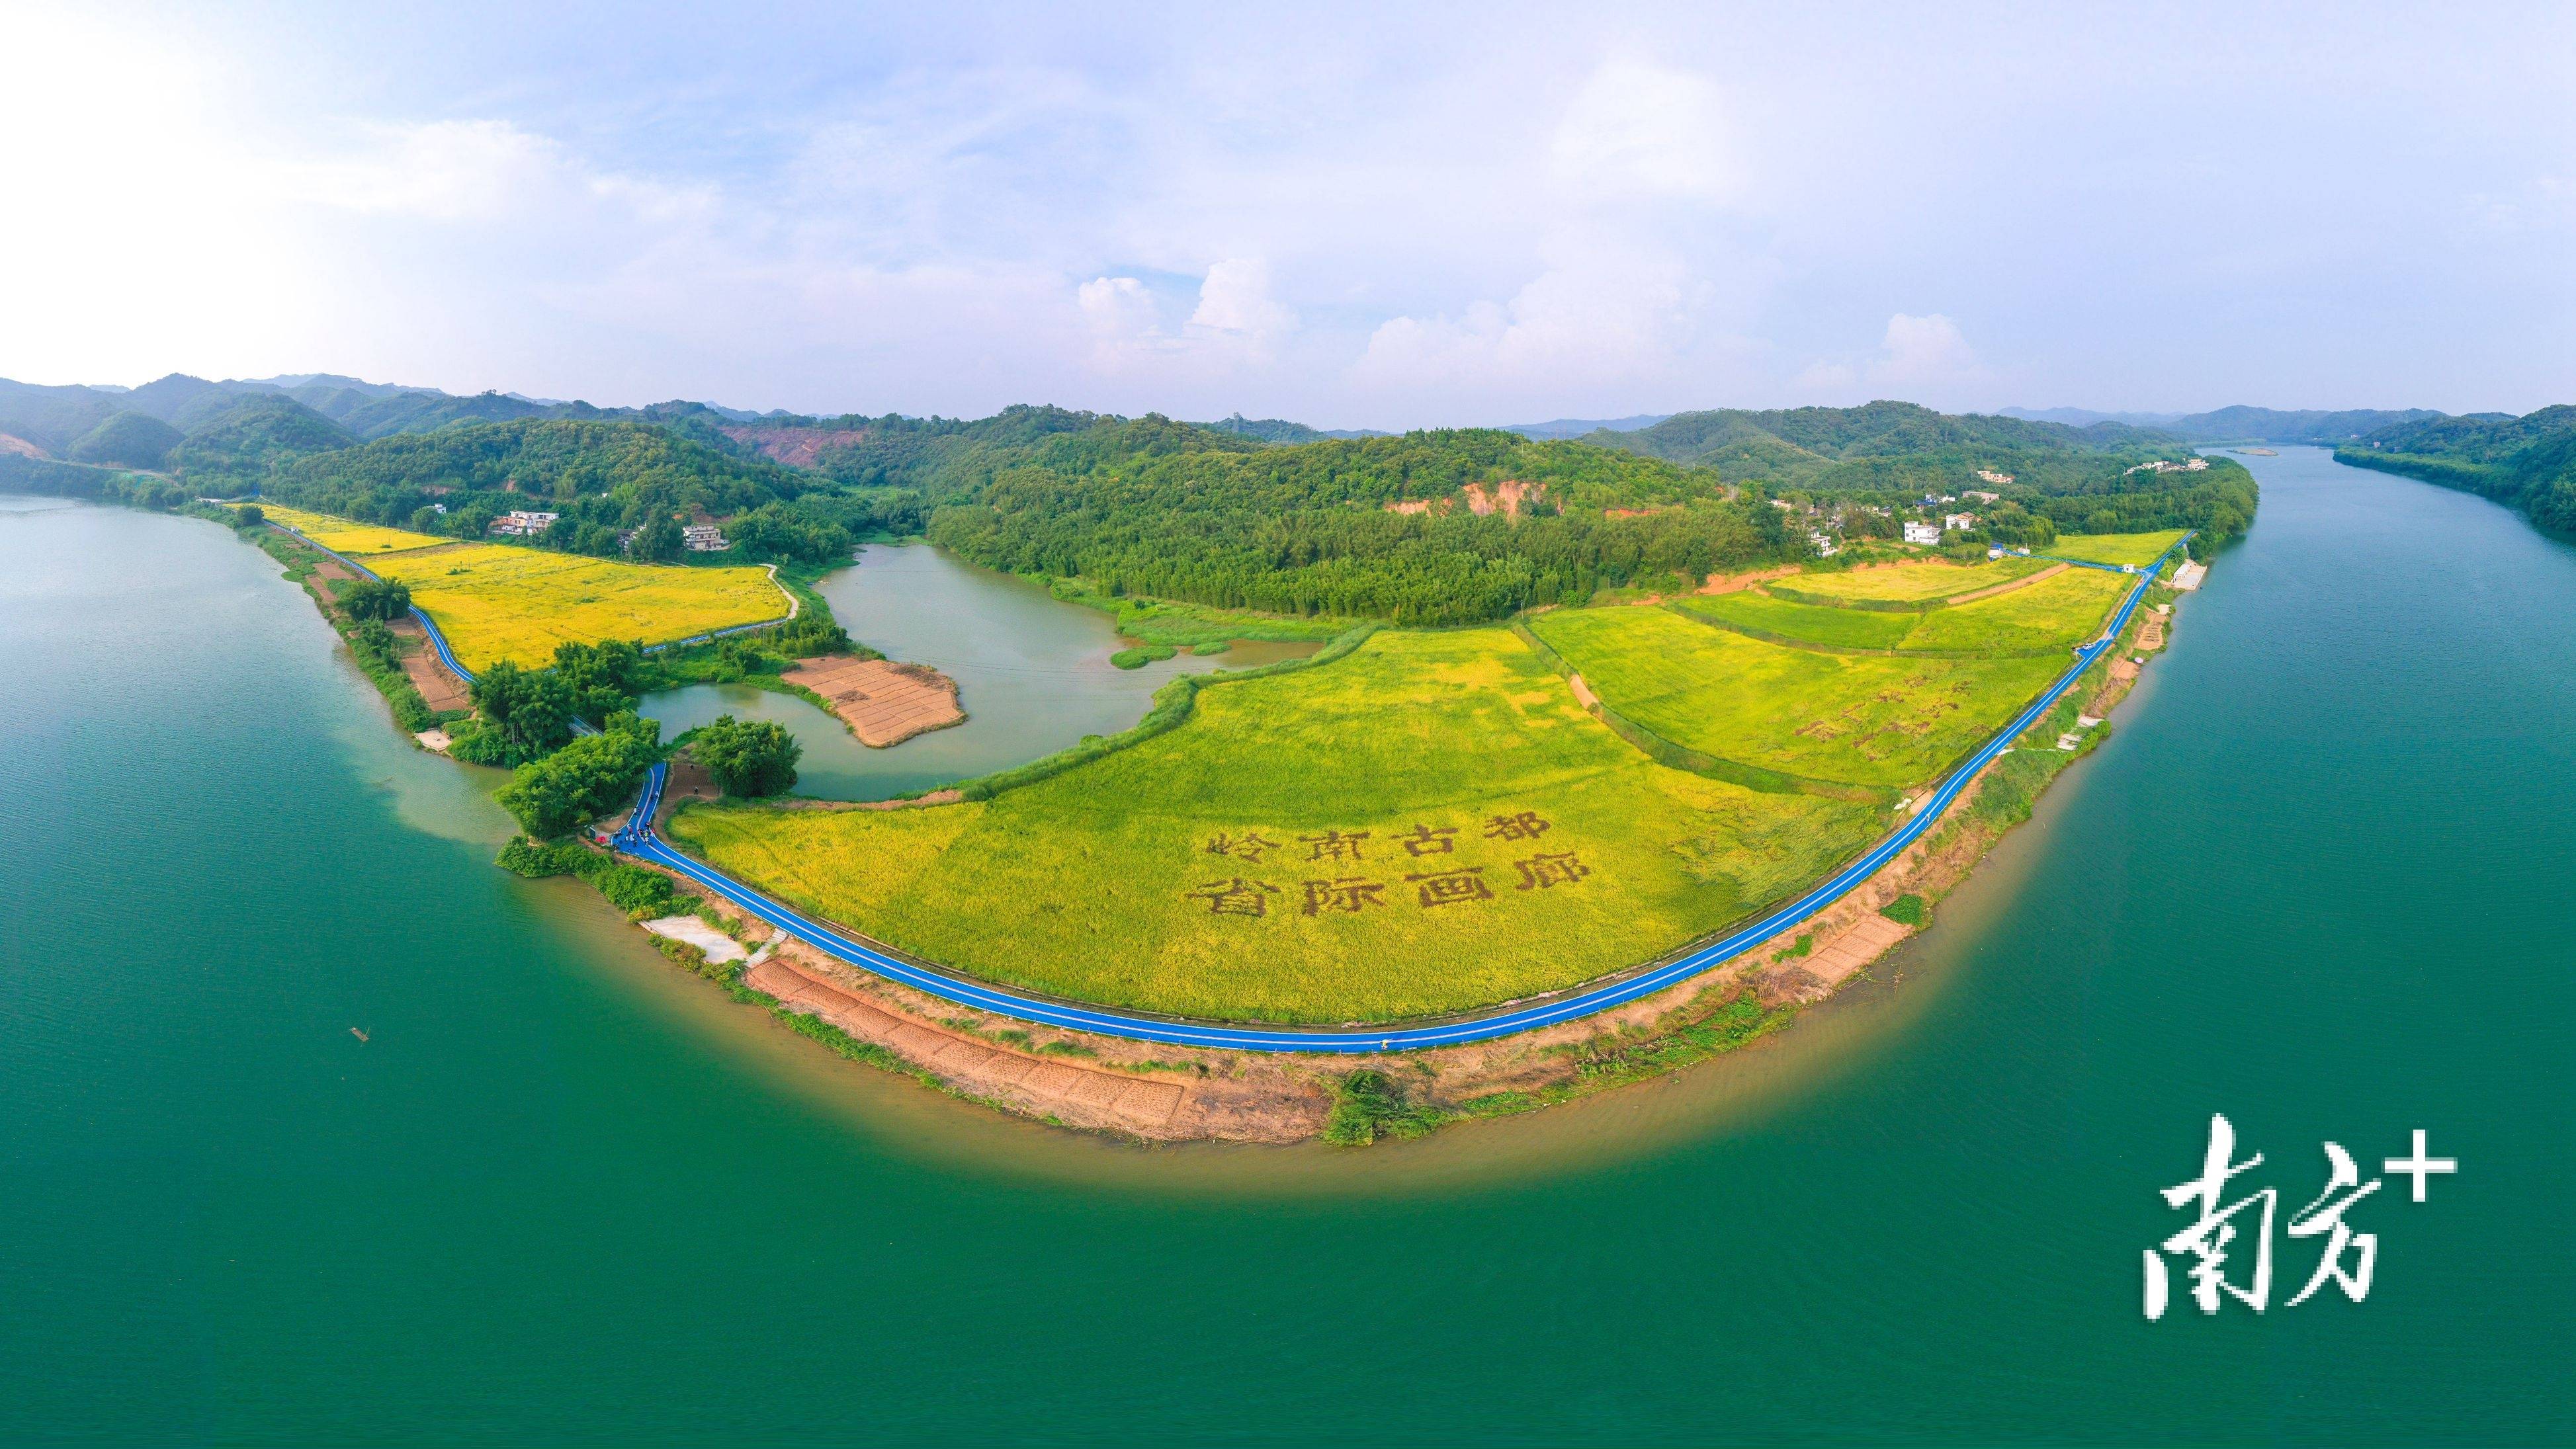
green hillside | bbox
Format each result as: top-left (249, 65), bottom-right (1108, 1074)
top-left (168, 395), bottom-right (355, 484)
top-left (2337, 406), bottom-right (2576, 533)
top-left (67, 411), bottom-right (182, 469)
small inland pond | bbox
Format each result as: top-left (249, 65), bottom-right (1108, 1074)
top-left (636, 542), bottom-right (1320, 799)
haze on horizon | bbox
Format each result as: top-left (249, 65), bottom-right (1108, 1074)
top-left (5, 1), bottom-right (2571, 430)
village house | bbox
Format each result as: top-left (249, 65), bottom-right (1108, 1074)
top-left (1963, 489), bottom-right (2000, 503)
top-left (1903, 519), bottom-right (1944, 546)
top-left (1974, 469), bottom-right (2014, 486)
top-left (681, 523), bottom-right (730, 552)
top-left (1809, 528), bottom-right (1839, 558)
top-left (1943, 511), bottom-right (1979, 531)
top-left (490, 509), bottom-right (558, 536)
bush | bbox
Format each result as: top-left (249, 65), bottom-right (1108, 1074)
top-left (1322, 1070), bottom-right (1445, 1146)
top-left (457, 659), bottom-right (577, 765)
top-left (232, 503), bottom-right (267, 530)
top-left (689, 714), bottom-right (800, 797)
top-left (339, 576), bottom-right (413, 622)
top-left (495, 835), bottom-right (691, 919)
top-left (1879, 893), bottom-right (1929, 927)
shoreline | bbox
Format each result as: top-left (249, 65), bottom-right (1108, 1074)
top-left (597, 548), bottom-right (2186, 1140)
top-left (183, 499), bottom-right (2189, 1143)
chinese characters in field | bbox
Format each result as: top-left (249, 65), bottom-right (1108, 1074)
top-left (2142, 1114), bottom-right (2454, 1319)
top-left (1188, 813), bottom-right (1586, 920)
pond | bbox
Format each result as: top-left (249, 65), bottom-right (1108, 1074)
top-left (636, 542), bottom-right (1320, 799)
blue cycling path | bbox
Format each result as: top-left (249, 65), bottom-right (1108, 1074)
top-left (272, 516), bottom-right (2183, 1053)
top-left (606, 535), bottom-right (2190, 1054)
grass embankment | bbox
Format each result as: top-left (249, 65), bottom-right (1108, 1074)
top-left (1047, 577), bottom-right (1357, 648)
top-left (670, 628), bottom-right (1880, 1024)
top-left (366, 543), bottom-right (789, 671)
top-left (2047, 530), bottom-right (2188, 567)
top-left (1526, 606), bottom-right (2064, 790)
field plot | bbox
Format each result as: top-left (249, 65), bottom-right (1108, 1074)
top-left (2049, 530), bottom-right (2187, 567)
top-left (669, 629), bottom-right (1881, 1024)
top-left (253, 504), bottom-right (449, 556)
top-left (1678, 565), bottom-right (2127, 657)
top-left (370, 544), bottom-right (789, 671)
top-left (1529, 606), bottom-right (2063, 789)
top-left (1678, 591), bottom-right (1919, 651)
top-left (1771, 555), bottom-right (2045, 606)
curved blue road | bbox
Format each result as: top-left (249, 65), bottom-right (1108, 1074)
top-left (277, 517), bottom-right (2185, 1051)
top-left (599, 535), bottom-right (2192, 1054)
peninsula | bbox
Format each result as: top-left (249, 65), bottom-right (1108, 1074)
top-left (0, 381), bottom-right (2254, 1142)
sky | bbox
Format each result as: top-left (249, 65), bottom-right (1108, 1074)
top-left (4, 1), bottom-right (2571, 429)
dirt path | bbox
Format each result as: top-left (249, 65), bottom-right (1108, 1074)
top-left (389, 618), bottom-right (472, 712)
top-left (781, 655), bottom-right (965, 747)
top-left (1943, 561), bottom-right (2067, 605)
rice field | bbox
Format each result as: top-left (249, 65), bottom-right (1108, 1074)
top-left (251, 503), bottom-right (449, 556)
top-left (1680, 567), bottom-right (2129, 656)
top-left (669, 628), bottom-right (1882, 1023)
top-left (1529, 605), bottom-right (2066, 789)
top-left (1770, 555), bottom-right (2046, 604)
top-left (2048, 530), bottom-right (2188, 567)
top-left (368, 544), bottom-right (789, 671)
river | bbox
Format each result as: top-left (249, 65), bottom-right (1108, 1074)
top-left (1, 448), bottom-right (2567, 1443)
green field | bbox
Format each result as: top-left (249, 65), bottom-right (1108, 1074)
top-left (1527, 606), bottom-right (2065, 790)
top-left (1770, 555), bottom-right (2045, 604)
top-left (1681, 590), bottom-right (1919, 649)
top-left (2048, 530), bottom-right (2187, 567)
top-left (1679, 566), bottom-right (2127, 656)
top-left (669, 629), bottom-right (1882, 1023)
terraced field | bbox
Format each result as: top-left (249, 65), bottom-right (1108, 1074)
top-left (367, 543), bottom-right (789, 671)
top-left (669, 628), bottom-right (1882, 1023)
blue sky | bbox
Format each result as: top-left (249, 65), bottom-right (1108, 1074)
top-left (6, 1), bottom-right (2571, 427)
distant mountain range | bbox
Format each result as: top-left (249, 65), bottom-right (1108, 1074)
top-left (2004, 405), bottom-right (2448, 444)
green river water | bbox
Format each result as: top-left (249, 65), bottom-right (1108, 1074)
top-left (1, 448), bottom-right (2567, 1444)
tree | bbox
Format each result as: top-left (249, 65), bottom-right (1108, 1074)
top-left (452, 659), bottom-right (576, 765)
top-left (629, 512), bottom-right (683, 561)
top-left (408, 505), bottom-right (441, 533)
top-left (232, 503), bottom-right (267, 530)
top-left (494, 712), bottom-right (662, 839)
top-left (339, 576), bottom-right (413, 622)
top-left (550, 638), bottom-right (646, 723)
top-left (689, 714), bottom-right (801, 797)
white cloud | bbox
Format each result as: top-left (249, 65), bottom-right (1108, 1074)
top-left (1796, 313), bottom-right (1988, 403)
top-left (1188, 258), bottom-right (1295, 337)
top-left (1549, 58), bottom-right (1742, 204)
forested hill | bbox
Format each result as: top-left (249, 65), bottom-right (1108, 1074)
top-left (925, 419), bottom-right (1757, 623)
top-left (2168, 405), bottom-right (2444, 444)
top-left (1588, 401), bottom-right (2180, 491)
top-left (2336, 406), bottom-right (2576, 534)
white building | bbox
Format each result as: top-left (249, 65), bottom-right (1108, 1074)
top-left (1963, 489), bottom-right (2000, 503)
top-left (1903, 520), bottom-right (1943, 546)
top-left (1943, 512), bottom-right (1979, 531)
top-left (490, 509), bottom-right (558, 536)
top-left (1809, 528), bottom-right (1839, 558)
top-left (1975, 469), bottom-right (2015, 486)
top-left (681, 523), bottom-right (730, 552)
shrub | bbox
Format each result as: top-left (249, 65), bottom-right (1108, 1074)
top-left (1880, 893), bottom-right (1929, 927)
top-left (339, 576), bottom-right (413, 622)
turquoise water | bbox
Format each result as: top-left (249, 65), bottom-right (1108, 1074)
top-left (638, 543), bottom-right (1316, 800)
top-left (1, 450), bottom-right (2569, 1443)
